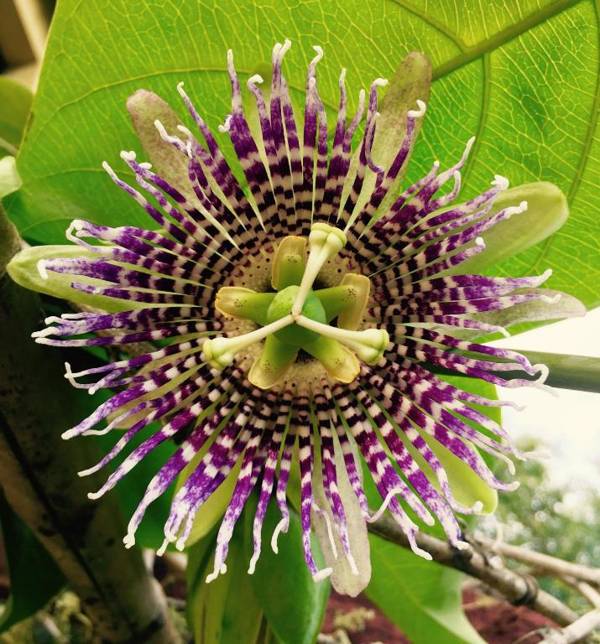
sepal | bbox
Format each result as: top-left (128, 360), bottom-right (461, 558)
top-left (7, 245), bottom-right (136, 312)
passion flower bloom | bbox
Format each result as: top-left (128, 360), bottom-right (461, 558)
top-left (11, 41), bottom-right (581, 590)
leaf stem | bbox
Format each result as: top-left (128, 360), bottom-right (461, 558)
top-left (514, 350), bottom-right (600, 393)
top-left (430, 350), bottom-right (600, 393)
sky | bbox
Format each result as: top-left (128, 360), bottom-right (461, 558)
top-left (492, 307), bottom-right (600, 502)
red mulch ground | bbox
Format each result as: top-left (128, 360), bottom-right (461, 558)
top-left (321, 588), bottom-right (558, 643)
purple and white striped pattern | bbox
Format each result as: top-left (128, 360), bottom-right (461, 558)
top-left (31, 41), bottom-right (564, 586)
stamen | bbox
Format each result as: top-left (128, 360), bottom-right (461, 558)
top-left (296, 316), bottom-right (389, 365)
top-left (272, 236), bottom-right (307, 290)
top-left (202, 314), bottom-right (294, 368)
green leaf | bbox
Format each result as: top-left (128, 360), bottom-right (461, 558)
top-left (367, 534), bottom-right (484, 644)
top-left (0, 77), bottom-right (32, 159)
top-left (243, 499), bottom-right (330, 644)
top-left (187, 521), bottom-right (264, 644)
top-left (6, 0), bottom-right (600, 311)
top-left (0, 493), bottom-right (65, 632)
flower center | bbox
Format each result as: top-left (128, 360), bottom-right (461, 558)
top-left (205, 223), bottom-right (389, 390)
top-left (267, 286), bottom-right (326, 346)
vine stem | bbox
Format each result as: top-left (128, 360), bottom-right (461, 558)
top-left (0, 207), bottom-right (180, 643)
top-left (539, 609), bottom-right (600, 643)
top-left (474, 534), bottom-right (600, 586)
top-left (370, 516), bottom-right (600, 641)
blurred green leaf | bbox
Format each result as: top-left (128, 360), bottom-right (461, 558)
top-left (0, 77), bottom-right (32, 159)
top-left (4, 0), bottom-right (600, 310)
top-left (243, 498), bottom-right (330, 644)
top-left (187, 520), bottom-right (264, 644)
top-left (0, 493), bottom-right (65, 632)
top-left (0, 157), bottom-right (22, 199)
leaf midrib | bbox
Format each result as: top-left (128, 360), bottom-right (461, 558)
top-left (431, 0), bottom-right (584, 80)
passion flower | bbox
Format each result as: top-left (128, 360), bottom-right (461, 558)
top-left (9, 40), bottom-right (581, 592)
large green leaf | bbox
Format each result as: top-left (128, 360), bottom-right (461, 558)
top-left (5, 0), bottom-right (600, 310)
top-left (0, 493), bottom-right (65, 632)
top-left (367, 535), bottom-right (484, 644)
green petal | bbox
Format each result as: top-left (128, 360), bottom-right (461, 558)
top-left (128, 90), bottom-right (238, 243)
top-left (453, 182), bottom-right (568, 274)
top-left (457, 288), bottom-right (586, 341)
top-left (248, 335), bottom-right (298, 389)
top-left (480, 288), bottom-right (585, 328)
top-left (311, 441), bottom-right (371, 597)
top-left (176, 442), bottom-right (242, 547)
top-left (6, 245), bottom-right (141, 312)
top-left (126, 90), bottom-right (189, 198)
top-left (346, 52), bottom-right (431, 218)
top-left (425, 436), bottom-right (498, 514)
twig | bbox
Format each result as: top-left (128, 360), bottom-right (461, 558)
top-left (561, 576), bottom-right (600, 609)
top-left (540, 609), bottom-right (600, 643)
top-left (475, 535), bottom-right (600, 586)
top-left (368, 514), bottom-right (578, 626)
